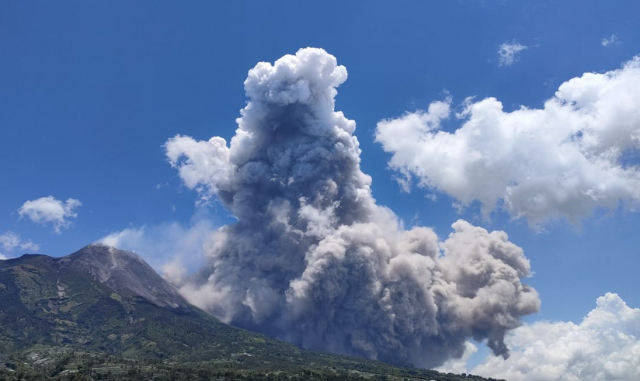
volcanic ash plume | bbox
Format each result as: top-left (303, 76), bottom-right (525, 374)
top-left (165, 48), bottom-right (540, 367)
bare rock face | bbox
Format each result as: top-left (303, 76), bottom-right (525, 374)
top-left (58, 244), bottom-right (189, 309)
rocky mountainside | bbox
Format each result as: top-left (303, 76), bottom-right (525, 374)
top-left (0, 245), bottom-right (499, 380)
top-left (60, 244), bottom-right (189, 309)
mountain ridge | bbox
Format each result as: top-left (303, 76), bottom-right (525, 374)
top-left (0, 244), bottom-right (499, 381)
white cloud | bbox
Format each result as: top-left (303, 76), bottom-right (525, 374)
top-left (165, 135), bottom-right (233, 204)
top-left (98, 215), bottom-right (216, 283)
top-left (498, 41), bottom-right (527, 66)
top-left (19, 240), bottom-right (39, 252)
top-left (0, 231), bottom-right (21, 252)
top-left (602, 34), bottom-right (619, 47)
top-left (470, 293), bottom-right (640, 381)
top-left (376, 56), bottom-right (640, 229)
top-left (18, 196), bottom-right (81, 234)
top-left (436, 341), bottom-right (479, 374)
top-left (0, 231), bottom-right (40, 259)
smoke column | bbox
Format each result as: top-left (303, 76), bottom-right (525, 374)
top-left (165, 48), bottom-right (540, 367)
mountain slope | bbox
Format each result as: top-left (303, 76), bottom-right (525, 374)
top-left (0, 245), bottom-right (498, 380)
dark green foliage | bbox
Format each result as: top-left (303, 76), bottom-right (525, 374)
top-left (1, 350), bottom-right (498, 381)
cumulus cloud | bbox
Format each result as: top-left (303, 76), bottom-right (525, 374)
top-left (601, 34), bottom-right (619, 47)
top-left (498, 41), bottom-right (527, 66)
top-left (165, 48), bottom-right (539, 367)
top-left (18, 196), bottom-right (81, 234)
top-left (0, 231), bottom-right (40, 259)
top-left (376, 56), bottom-right (640, 229)
top-left (98, 215), bottom-right (215, 280)
top-left (471, 293), bottom-right (640, 381)
top-left (165, 135), bottom-right (233, 204)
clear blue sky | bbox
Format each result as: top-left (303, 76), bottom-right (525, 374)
top-left (2, 1), bottom-right (640, 377)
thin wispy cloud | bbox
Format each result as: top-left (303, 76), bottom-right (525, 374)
top-left (0, 231), bottom-right (39, 259)
top-left (498, 41), bottom-right (527, 66)
top-left (601, 34), bottom-right (619, 47)
top-left (98, 214), bottom-right (215, 278)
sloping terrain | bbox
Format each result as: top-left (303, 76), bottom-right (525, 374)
top-left (0, 244), bottom-right (499, 380)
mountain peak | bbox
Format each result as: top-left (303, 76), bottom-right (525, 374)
top-left (67, 243), bottom-right (149, 278)
top-left (58, 244), bottom-right (189, 309)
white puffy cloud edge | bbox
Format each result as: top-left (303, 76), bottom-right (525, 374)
top-left (376, 56), bottom-right (640, 230)
top-left (439, 293), bottom-right (640, 381)
top-left (18, 196), bottom-right (82, 234)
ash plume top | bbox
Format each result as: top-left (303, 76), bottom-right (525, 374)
top-left (165, 48), bottom-right (540, 367)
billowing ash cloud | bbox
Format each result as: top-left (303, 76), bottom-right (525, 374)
top-left (376, 56), bottom-right (640, 229)
top-left (165, 48), bottom-right (539, 367)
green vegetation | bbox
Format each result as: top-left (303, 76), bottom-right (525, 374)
top-left (1, 348), bottom-right (501, 381)
top-left (0, 254), bottom-right (502, 381)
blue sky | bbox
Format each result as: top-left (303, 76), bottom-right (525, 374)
top-left (2, 1), bottom-right (640, 378)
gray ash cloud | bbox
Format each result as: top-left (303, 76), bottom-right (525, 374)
top-left (164, 48), bottom-right (540, 367)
